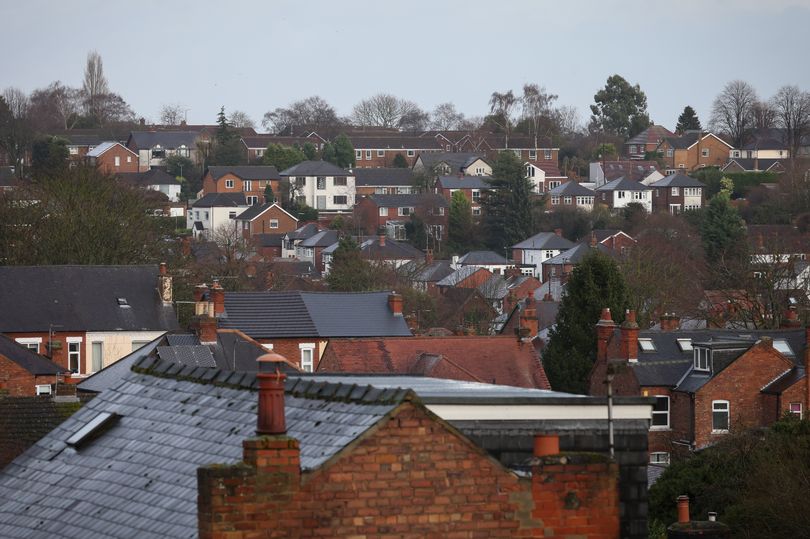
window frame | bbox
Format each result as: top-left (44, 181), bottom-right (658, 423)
top-left (299, 343), bottom-right (315, 372)
top-left (407, 150), bottom-right (415, 157)
top-left (651, 396), bottom-right (670, 430)
top-left (316, 177), bottom-right (326, 190)
top-left (333, 176), bottom-right (347, 187)
top-left (91, 341), bottom-right (104, 372)
top-left (650, 452), bottom-right (670, 465)
top-left (269, 219), bottom-right (279, 229)
top-left (694, 347), bottom-right (710, 371)
top-left (365, 150), bottom-right (372, 160)
top-left (332, 195), bottom-right (348, 205)
top-left (225, 179), bottom-right (234, 189)
top-left (15, 337), bottom-right (42, 353)
top-left (355, 150), bottom-right (362, 160)
top-left (376, 149), bottom-right (385, 157)
top-left (67, 338), bottom-right (82, 374)
top-left (789, 402), bottom-right (803, 419)
top-left (379, 207), bottom-right (388, 217)
top-left (712, 400), bottom-right (730, 433)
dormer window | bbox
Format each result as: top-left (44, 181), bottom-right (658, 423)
top-left (694, 347), bottom-right (710, 371)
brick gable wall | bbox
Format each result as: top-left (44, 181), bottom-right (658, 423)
top-left (0, 356), bottom-right (57, 397)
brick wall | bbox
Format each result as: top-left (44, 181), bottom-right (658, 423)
top-left (256, 337), bottom-right (326, 372)
top-left (1, 332), bottom-right (84, 373)
top-left (198, 402), bottom-right (620, 538)
top-left (0, 357), bottom-right (58, 397)
top-left (94, 145), bottom-right (139, 174)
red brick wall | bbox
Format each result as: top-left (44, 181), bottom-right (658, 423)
top-left (256, 338), bottom-right (324, 371)
top-left (247, 207), bottom-right (298, 236)
top-left (198, 402), bottom-right (620, 539)
top-left (3, 332), bottom-right (85, 373)
top-left (0, 356), bottom-right (57, 396)
top-left (95, 145), bottom-right (139, 174)
top-left (780, 379), bottom-right (809, 419)
top-left (600, 234), bottom-right (635, 255)
top-left (202, 172), bottom-right (277, 202)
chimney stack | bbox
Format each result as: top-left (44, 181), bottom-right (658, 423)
top-left (256, 358), bottom-right (288, 436)
top-left (197, 315), bottom-right (218, 344)
top-left (554, 228), bottom-right (562, 237)
top-left (589, 231), bottom-right (598, 248)
top-left (158, 262), bottom-right (172, 304)
top-left (194, 284), bottom-right (209, 316)
top-left (378, 233), bottom-right (386, 247)
top-left (782, 306), bottom-right (801, 328)
top-left (210, 279), bottom-right (225, 316)
top-left (621, 310), bottom-right (639, 362)
top-left (660, 312), bottom-right (680, 331)
top-left (425, 248), bottom-right (434, 265)
top-left (596, 308), bottom-right (616, 362)
top-left (388, 292), bottom-right (403, 316)
top-left (520, 295), bottom-right (539, 339)
top-left (677, 495), bottom-right (690, 524)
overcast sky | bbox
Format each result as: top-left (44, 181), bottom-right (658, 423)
top-left (3, 0), bottom-right (810, 131)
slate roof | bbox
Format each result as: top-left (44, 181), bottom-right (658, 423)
top-left (596, 177), bottom-right (651, 192)
top-left (255, 233), bottom-right (285, 248)
top-left (319, 336), bottom-right (551, 390)
top-left (742, 137), bottom-right (787, 150)
top-left (512, 232), bottom-right (575, 251)
top-left (234, 202), bottom-right (295, 222)
top-left (219, 291), bottom-right (412, 338)
top-left (360, 238), bottom-right (424, 260)
top-left (353, 167), bottom-right (414, 187)
top-left (367, 193), bottom-right (449, 208)
top-left (548, 181), bottom-right (596, 197)
top-left (192, 192), bottom-right (247, 207)
top-left (286, 223), bottom-right (320, 240)
top-left (0, 358), bottom-right (409, 538)
top-left (543, 243), bottom-right (612, 265)
top-left (663, 133), bottom-right (701, 150)
top-left (722, 158), bottom-right (785, 172)
top-left (419, 152), bottom-right (488, 171)
top-left (0, 265), bottom-right (179, 333)
top-left (241, 135), bottom-right (318, 149)
top-left (436, 175), bottom-right (491, 190)
top-left (207, 166), bottom-right (280, 181)
top-left (299, 229), bottom-right (339, 248)
top-left (0, 334), bottom-right (64, 375)
top-left (407, 260), bottom-right (454, 283)
top-left (117, 168), bottom-right (181, 187)
top-left (478, 274), bottom-right (534, 301)
top-left (650, 173), bottom-right (706, 188)
top-left (625, 125), bottom-right (674, 147)
top-left (600, 160), bottom-right (661, 182)
top-left (86, 141), bottom-right (134, 158)
top-left (279, 160), bottom-right (350, 177)
top-left (127, 131), bottom-right (198, 150)
top-left (458, 250), bottom-right (509, 266)
top-left (762, 366), bottom-right (806, 394)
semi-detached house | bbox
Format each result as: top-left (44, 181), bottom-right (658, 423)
top-left (279, 160), bottom-right (356, 213)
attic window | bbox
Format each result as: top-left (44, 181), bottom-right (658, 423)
top-left (773, 339), bottom-right (794, 356)
top-left (66, 412), bottom-right (120, 448)
top-left (638, 338), bottom-right (656, 352)
top-left (117, 298), bottom-right (129, 307)
top-left (677, 339), bottom-right (693, 352)
top-left (694, 347), bottom-right (711, 371)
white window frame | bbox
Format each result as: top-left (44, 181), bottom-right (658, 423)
top-left (16, 337), bottom-right (42, 353)
top-left (269, 219), bottom-right (279, 229)
top-left (563, 196), bottom-right (572, 204)
top-left (67, 337), bottom-right (83, 374)
top-left (472, 207), bottom-right (481, 216)
top-left (365, 150), bottom-right (372, 159)
top-left (529, 149), bottom-right (537, 160)
top-left (316, 177), bottom-right (326, 190)
top-left (701, 148), bottom-right (709, 157)
top-left (550, 196), bottom-right (560, 205)
top-left (246, 196), bottom-right (259, 205)
top-left (407, 149), bottom-right (415, 157)
top-left (243, 180), bottom-right (252, 192)
top-left (544, 149), bottom-right (552, 160)
top-left (355, 150), bottom-right (362, 160)
top-left (712, 400), bottom-right (729, 433)
top-left (789, 402), bottom-right (803, 419)
top-left (694, 347), bottom-right (710, 371)
top-left (91, 341), bottom-right (104, 373)
top-left (671, 187), bottom-right (679, 196)
top-left (376, 149), bottom-right (385, 157)
top-left (225, 179), bottom-right (234, 189)
top-left (471, 190), bottom-right (480, 202)
top-left (114, 155), bottom-right (121, 167)
top-left (650, 452), bottom-right (670, 465)
top-left (379, 207), bottom-right (388, 217)
top-left (397, 207), bottom-right (414, 217)
top-left (651, 396), bottom-right (670, 430)
top-left (299, 343), bottom-right (315, 372)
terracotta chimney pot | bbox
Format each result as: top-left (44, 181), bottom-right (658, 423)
top-left (677, 495), bottom-right (690, 524)
top-left (533, 434), bottom-right (560, 457)
top-left (256, 361), bottom-right (287, 436)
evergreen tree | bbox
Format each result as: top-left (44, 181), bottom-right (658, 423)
top-left (589, 75), bottom-right (652, 137)
top-left (392, 153), bottom-right (408, 168)
top-left (700, 191), bottom-right (748, 286)
top-left (321, 143), bottom-right (337, 165)
top-left (448, 190), bottom-right (476, 252)
top-left (543, 252), bottom-right (629, 393)
top-left (31, 136), bottom-right (69, 178)
top-left (262, 143), bottom-right (306, 171)
top-left (333, 134), bottom-right (356, 169)
top-left (326, 236), bottom-right (378, 291)
top-left (480, 150), bottom-right (535, 253)
top-left (675, 106), bottom-right (702, 134)
top-left (301, 142), bottom-right (317, 160)
top-left (264, 183), bottom-right (275, 204)
top-left (210, 107), bottom-right (246, 166)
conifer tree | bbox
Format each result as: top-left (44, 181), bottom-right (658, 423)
top-left (480, 150), bottom-right (535, 253)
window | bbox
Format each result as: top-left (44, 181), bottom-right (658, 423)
top-left (295, 177), bottom-right (306, 188)
top-left (551, 196), bottom-right (560, 205)
top-left (36, 384), bottom-right (52, 396)
top-left (247, 196), bottom-right (259, 205)
top-left (651, 396), bottom-right (670, 429)
top-left (114, 156), bottom-right (121, 167)
top-left (379, 207), bottom-right (388, 217)
top-left (269, 219), bottom-right (279, 229)
top-left (91, 342), bottom-right (103, 372)
top-left (629, 145), bottom-right (637, 155)
top-left (365, 150), bottom-right (372, 159)
top-left (472, 207), bottom-right (481, 216)
top-left (529, 149), bottom-right (537, 159)
top-left (684, 187), bottom-right (701, 197)
top-left (633, 191), bottom-right (645, 200)
top-left (639, 338), bottom-right (656, 352)
top-left (474, 167), bottom-right (485, 175)
top-left (694, 347), bottom-right (710, 371)
top-left (773, 339), bottom-right (793, 356)
top-left (300, 344), bottom-right (315, 372)
top-left (677, 338), bottom-right (692, 352)
top-left (333, 195), bottom-right (348, 205)
top-left (229, 211), bottom-right (237, 219)
top-left (525, 165), bottom-right (535, 177)
top-left (376, 150), bottom-right (385, 157)
top-left (316, 177), bottom-right (326, 190)
top-left (255, 149), bottom-right (264, 158)
top-left (225, 179), bottom-right (234, 189)
top-left (666, 149), bottom-right (674, 157)
top-left (617, 191), bottom-right (626, 199)
top-left (548, 181), bottom-right (561, 189)
top-left (712, 401), bottom-right (729, 432)
top-left (69, 147), bottom-right (79, 155)
top-left (16, 337), bottom-right (41, 353)
top-left (472, 190), bottom-right (480, 202)
top-left (650, 452), bottom-right (670, 465)
top-left (68, 340), bottom-right (81, 374)
top-left (671, 187), bottom-right (679, 196)
top-left (429, 224), bottom-right (443, 240)
top-left (513, 149), bottom-right (521, 157)
top-left (789, 403), bottom-right (803, 419)
top-left (438, 207), bottom-right (445, 216)
top-left (355, 150), bottom-right (362, 160)
top-left (407, 150), bottom-right (415, 157)
top-left (398, 207), bottom-right (414, 216)
top-left (563, 196), bottom-right (572, 204)
top-left (544, 149), bottom-right (552, 160)
top-left (678, 163), bottom-right (685, 168)
top-left (333, 176), bottom-right (347, 187)
top-left (178, 145), bottom-right (190, 158)
top-left (701, 148), bottom-right (709, 157)
top-left (151, 146), bottom-right (165, 159)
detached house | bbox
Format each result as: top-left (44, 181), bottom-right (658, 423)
top-left (649, 173), bottom-right (706, 213)
top-left (512, 230), bottom-right (575, 279)
top-left (126, 131), bottom-right (199, 171)
top-left (234, 202), bottom-right (298, 238)
top-left (436, 175), bottom-right (490, 216)
top-left (413, 152), bottom-right (492, 177)
top-left (201, 165), bottom-right (281, 205)
top-left (624, 125), bottom-right (674, 159)
top-left (548, 181), bottom-right (596, 211)
top-left (279, 160), bottom-right (356, 213)
top-left (85, 141), bottom-right (139, 174)
top-left (296, 229), bottom-right (339, 273)
top-left (590, 160), bottom-right (663, 188)
top-left (656, 131), bottom-right (734, 173)
top-left (595, 177), bottom-right (652, 212)
top-left (524, 162), bottom-right (567, 194)
top-left (353, 193), bottom-right (448, 240)
top-left (281, 223), bottom-right (321, 258)
top-left (188, 193), bottom-right (250, 239)
top-left (118, 168), bottom-right (182, 204)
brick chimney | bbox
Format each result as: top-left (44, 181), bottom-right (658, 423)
top-left (197, 316), bottom-right (218, 344)
top-left (520, 296), bottom-right (539, 339)
top-left (596, 308), bottom-right (616, 362)
top-left (194, 284), bottom-right (209, 316)
top-left (554, 228), bottom-right (562, 237)
top-left (388, 292), bottom-right (403, 316)
top-left (660, 312), bottom-right (680, 331)
top-left (621, 310), bottom-right (639, 362)
top-left (782, 306), bottom-right (801, 328)
top-left (378, 232), bottom-right (386, 247)
top-left (589, 231), bottom-right (597, 248)
top-left (425, 248), bottom-right (433, 265)
top-left (210, 279), bottom-right (225, 316)
top-left (158, 262), bottom-right (172, 304)
top-left (256, 357), bottom-right (288, 435)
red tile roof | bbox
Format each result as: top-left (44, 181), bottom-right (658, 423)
top-left (318, 335), bottom-right (550, 390)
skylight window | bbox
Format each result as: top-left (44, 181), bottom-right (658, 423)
top-left (117, 297), bottom-right (129, 307)
top-left (677, 339), bottom-right (693, 352)
top-left (66, 412), bottom-right (119, 448)
top-left (638, 338), bottom-right (656, 352)
top-left (773, 339), bottom-right (793, 356)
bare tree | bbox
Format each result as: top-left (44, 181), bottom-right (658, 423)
top-left (430, 102), bottom-right (465, 130)
top-left (351, 93), bottom-right (425, 129)
top-left (521, 84), bottom-right (558, 147)
top-left (28, 82), bottom-right (81, 131)
top-left (2, 87), bottom-right (29, 119)
top-left (159, 103), bottom-right (186, 125)
top-left (710, 80), bottom-right (758, 147)
top-left (0, 88), bottom-right (33, 172)
top-left (262, 96), bottom-right (339, 133)
top-left (488, 90), bottom-right (517, 147)
top-left (752, 100), bottom-right (776, 131)
top-left (770, 85), bottom-right (810, 158)
top-left (228, 110), bottom-right (255, 129)
top-left (82, 50), bottom-right (109, 120)
top-left (555, 105), bottom-right (582, 137)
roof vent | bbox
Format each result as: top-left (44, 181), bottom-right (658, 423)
top-left (66, 412), bottom-right (120, 448)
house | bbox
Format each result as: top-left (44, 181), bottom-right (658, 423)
top-left (732, 133), bottom-right (791, 160)
top-left (0, 166), bottom-right (19, 192)
top-left (201, 165), bottom-right (281, 205)
top-left (721, 157), bottom-right (787, 173)
top-left (253, 233), bottom-right (285, 259)
top-left (436, 265), bottom-right (494, 290)
top-left (433, 287), bottom-right (499, 334)
top-left (187, 193), bottom-right (250, 240)
top-left (234, 202), bottom-right (298, 239)
top-left (0, 334), bottom-right (65, 396)
top-left (117, 168), bottom-right (182, 204)
top-left (469, 133), bottom-right (560, 165)
top-left (278, 160), bottom-right (356, 213)
top-left (84, 141), bottom-right (139, 174)
top-left (402, 252), bottom-right (455, 292)
top-left (656, 131), bottom-right (734, 173)
top-left (478, 272), bottom-right (542, 315)
top-left (547, 181), bottom-right (596, 212)
top-left (353, 193), bottom-right (449, 240)
top-left (349, 135), bottom-right (442, 167)
top-left (624, 125), bottom-right (674, 159)
top-left (353, 167), bottom-right (415, 195)
top-left (456, 250), bottom-right (513, 274)
top-left (435, 174), bottom-right (490, 216)
top-left (595, 176), bottom-right (652, 212)
top-left (0, 354), bottom-right (655, 538)
top-left (281, 222), bottom-right (320, 258)
top-left (524, 161), bottom-right (568, 194)
top-left (589, 309), bottom-right (809, 466)
top-left (593, 229), bottom-right (636, 255)
top-left (126, 131), bottom-right (199, 171)
top-left (47, 128), bottom-right (130, 161)
top-left (649, 173), bottom-right (706, 213)
top-left (358, 233), bottom-right (425, 268)
top-left (541, 239), bottom-right (614, 283)
top-left (589, 160), bottom-right (663, 187)
top-left (0, 264), bottom-right (178, 376)
top-left (211, 290), bottom-right (413, 371)
top-left (296, 229), bottom-right (339, 273)
top-left (318, 335), bottom-right (550, 389)
top-left (512, 230), bottom-right (575, 279)
top-left (413, 152), bottom-right (492, 176)
top-left (241, 134), bottom-right (325, 163)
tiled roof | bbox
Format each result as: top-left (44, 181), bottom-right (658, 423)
top-left (360, 238), bottom-right (424, 260)
top-left (600, 160), bottom-right (661, 182)
top-left (408, 260), bottom-right (454, 283)
top-left (437, 266), bottom-right (489, 287)
top-left (459, 250), bottom-right (509, 266)
top-left (319, 336), bottom-right (550, 390)
top-left (436, 175), bottom-right (491, 190)
top-left (596, 177), bottom-right (651, 192)
top-left (722, 158), bottom-right (785, 172)
top-left (207, 166), bottom-right (280, 181)
top-left (663, 133), bottom-right (701, 150)
top-left (348, 135), bottom-right (442, 149)
top-left (127, 131), bottom-right (198, 150)
top-left (279, 160), bottom-right (350, 177)
top-left (367, 193), bottom-right (449, 208)
top-left (353, 167), bottom-right (414, 187)
top-left (192, 192), bottom-right (247, 207)
top-left (650, 174), bottom-right (706, 188)
top-left (255, 233), bottom-right (285, 247)
top-left (528, 161), bottom-right (565, 177)
top-left (418, 152), bottom-right (488, 171)
top-left (286, 223), bottom-right (321, 240)
top-left (0, 358), bottom-right (409, 538)
top-left (0, 265), bottom-right (179, 333)
top-left (86, 141), bottom-right (134, 158)
top-left (0, 334), bottom-right (64, 375)
top-left (235, 203), bottom-right (295, 222)
top-left (548, 181), bottom-right (596, 197)
top-left (299, 229), bottom-right (339, 248)
top-left (219, 291), bottom-right (412, 339)
top-left (241, 135), bottom-right (318, 149)
top-left (544, 243), bottom-right (612, 265)
top-left (625, 125), bottom-right (674, 147)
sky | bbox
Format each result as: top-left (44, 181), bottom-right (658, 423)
top-left (3, 0), bottom-right (810, 131)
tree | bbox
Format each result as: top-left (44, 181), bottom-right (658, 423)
top-left (480, 150), bottom-right (535, 253)
top-left (31, 136), bottom-right (69, 179)
top-left (326, 237), bottom-right (379, 291)
top-left (262, 143), bottom-right (306, 171)
top-left (351, 93), bottom-right (425, 129)
top-left (675, 106), bottom-right (702, 134)
top-left (392, 153), bottom-right (408, 168)
top-left (321, 143), bottom-right (337, 165)
top-left (228, 110), bottom-right (255, 129)
top-left (301, 142), bottom-right (317, 160)
top-left (770, 85), bottom-right (810, 159)
top-left (82, 50), bottom-right (109, 122)
top-left (264, 183), bottom-right (275, 204)
top-left (448, 190), bottom-right (476, 253)
top-left (0, 90), bottom-right (33, 173)
top-left (164, 154), bottom-right (193, 179)
top-left (710, 80), bottom-right (758, 147)
top-left (542, 252), bottom-right (629, 393)
top-left (700, 191), bottom-right (748, 287)
top-left (262, 96), bottom-right (339, 133)
top-left (589, 75), bottom-right (651, 137)
top-left (520, 83), bottom-right (558, 146)
top-left (487, 90), bottom-right (518, 145)
top-left (28, 82), bottom-right (81, 131)
top-left (331, 134), bottom-right (356, 168)
top-left (209, 107), bottom-right (246, 166)
top-left (398, 107), bottom-right (430, 131)
top-left (752, 100), bottom-right (776, 131)
top-left (430, 102), bottom-right (465, 130)
top-left (159, 103), bottom-right (185, 125)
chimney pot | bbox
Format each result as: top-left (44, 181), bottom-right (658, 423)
top-left (533, 434), bottom-right (560, 457)
top-left (425, 249), bottom-right (434, 265)
top-left (210, 279), bottom-right (225, 316)
top-left (388, 292), bottom-right (403, 316)
top-left (677, 495), bottom-right (690, 524)
top-left (708, 512), bottom-right (717, 522)
top-left (256, 363), bottom-right (287, 436)
top-left (554, 228), bottom-right (562, 237)
top-left (159, 262), bottom-right (167, 275)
